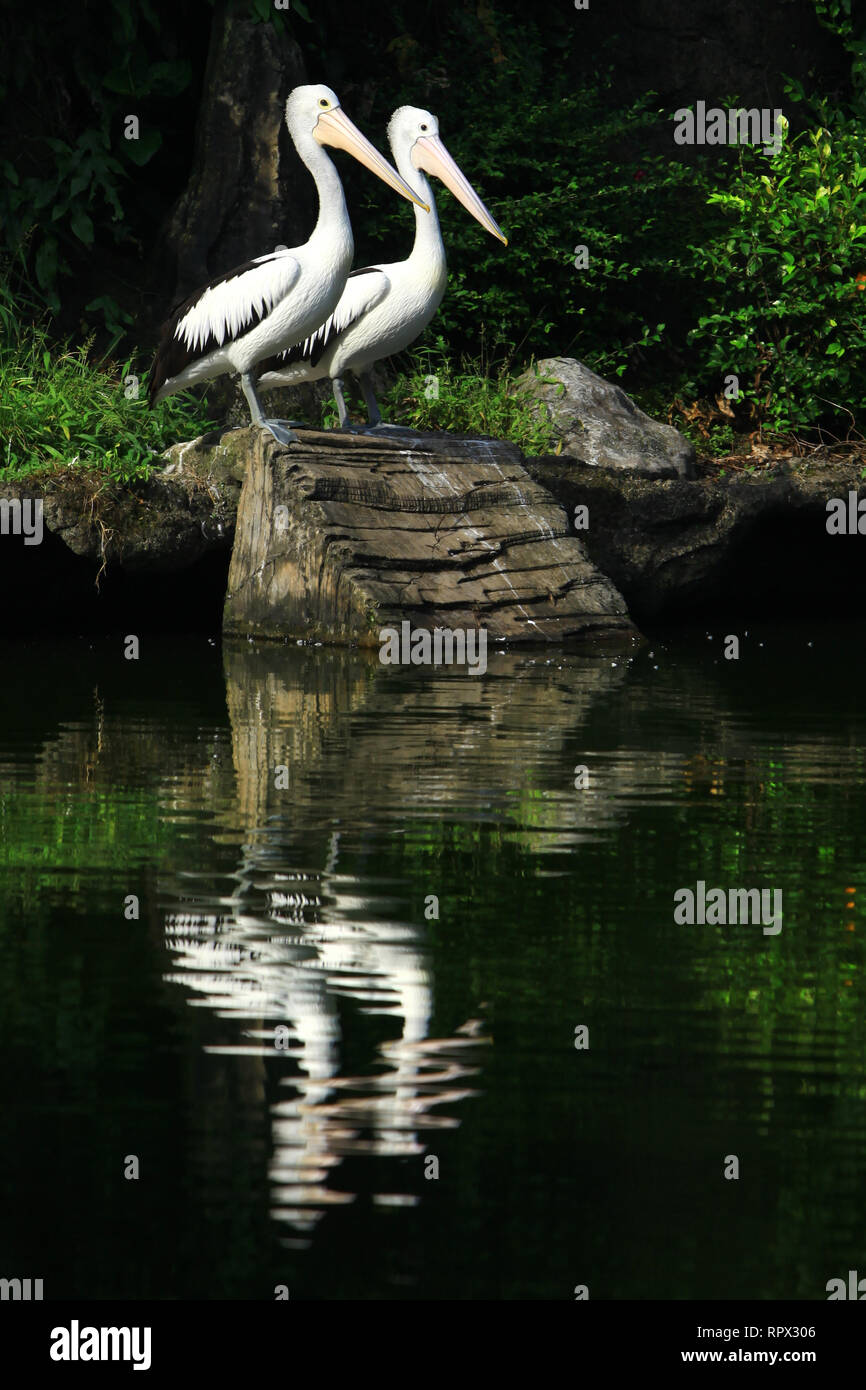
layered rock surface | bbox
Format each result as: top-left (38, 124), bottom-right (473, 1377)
top-left (526, 454), bottom-right (866, 619)
top-left (223, 427), bottom-right (637, 646)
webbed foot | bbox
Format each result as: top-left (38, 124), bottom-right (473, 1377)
top-left (262, 419), bottom-right (298, 446)
top-left (364, 422), bottom-right (418, 435)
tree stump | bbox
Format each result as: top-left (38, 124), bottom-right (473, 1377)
top-left (222, 427), bottom-right (638, 646)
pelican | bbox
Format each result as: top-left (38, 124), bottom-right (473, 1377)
top-left (256, 106), bottom-right (507, 430)
top-left (148, 85), bottom-right (428, 445)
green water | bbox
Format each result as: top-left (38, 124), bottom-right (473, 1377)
top-left (1, 625), bottom-right (864, 1300)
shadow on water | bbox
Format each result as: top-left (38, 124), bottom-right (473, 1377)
top-left (0, 624), bottom-right (865, 1297)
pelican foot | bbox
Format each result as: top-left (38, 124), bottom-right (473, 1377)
top-left (261, 419), bottom-right (298, 446)
top-left (364, 422), bottom-right (419, 435)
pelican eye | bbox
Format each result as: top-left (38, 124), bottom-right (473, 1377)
top-left (319, 98), bottom-right (329, 108)
top-left (420, 123), bottom-right (428, 132)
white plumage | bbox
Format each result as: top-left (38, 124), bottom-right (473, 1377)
top-left (257, 105), bottom-right (507, 430)
top-left (148, 85), bottom-right (427, 445)
top-left (289, 269), bottom-right (389, 365)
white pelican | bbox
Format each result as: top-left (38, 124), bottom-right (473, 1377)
top-left (256, 105), bottom-right (507, 429)
top-left (148, 85), bottom-right (428, 445)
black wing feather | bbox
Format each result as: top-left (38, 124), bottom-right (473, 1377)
top-left (148, 251), bottom-right (288, 406)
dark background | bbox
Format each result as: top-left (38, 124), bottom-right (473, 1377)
top-left (0, 0), bottom-right (861, 386)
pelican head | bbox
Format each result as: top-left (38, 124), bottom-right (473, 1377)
top-left (285, 85), bottom-right (428, 210)
top-left (387, 105), bottom-right (507, 245)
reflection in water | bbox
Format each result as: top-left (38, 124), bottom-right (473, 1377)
top-left (160, 642), bottom-right (639, 1241)
top-left (165, 643), bottom-right (556, 1240)
top-left (165, 850), bottom-right (488, 1239)
top-left (3, 627), bottom-right (866, 1297)
top-left (155, 634), bottom-right (866, 1281)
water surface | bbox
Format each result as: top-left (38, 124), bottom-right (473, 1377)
top-left (1, 625), bottom-right (864, 1299)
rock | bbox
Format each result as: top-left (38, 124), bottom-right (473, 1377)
top-left (5, 423), bottom-right (862, 636)
top-left (160, 428), bottom-right (250, 491)
top-left (0, 436), bottom-right (239, 574)
top-left (222, 426), bottom-right (639, 647)
top-left (520, 357), bottom-right (695, 478)
top-left (0, 443), bottom-right (240, 634)
top-left (524, 453), bottom-right (866, 621)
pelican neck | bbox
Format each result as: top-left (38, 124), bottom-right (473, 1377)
top-left (293, 128), bottom-right (354, 256)
top-left (401, 162), bottom-right (446, 270)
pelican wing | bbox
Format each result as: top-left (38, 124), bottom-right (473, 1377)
top-left (175, 249), bottom-right (301, 353)
top-left (271, 266), bottom-right (390, 371)
top-left (148, 249), bottom-right (301, 404)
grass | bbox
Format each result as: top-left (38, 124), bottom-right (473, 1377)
top-left (319, 344), bottom-right (558, 455)
top-left (0, 274), bottom-right (215, 482)
top-left (7, 275), bottom-right (863, 492)
top-left (2, 282), bottom-right (556, 475)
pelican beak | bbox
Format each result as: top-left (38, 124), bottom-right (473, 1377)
top-left (413, 135), bottom-right (507, 245)
top-left (315, 107), bottom-right (429, 211)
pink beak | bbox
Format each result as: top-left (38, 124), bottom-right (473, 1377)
top-left (412, 134), bottom-right (507, 244)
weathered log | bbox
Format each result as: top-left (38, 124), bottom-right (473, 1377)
top-left (222, 427), bottom-right (639, 646)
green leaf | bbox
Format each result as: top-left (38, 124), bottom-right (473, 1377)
top-left (109, 0), bottom-right (136, 42)
top-left (33, 182), bottom-right (57, 210)
top-left (70, 207), bottom-right (94, 245)
top-left (102, 65), bottom-right (134, 96)
top-left (34, 237), bottom-right (58, 291)
top-left (148, 60), bottom-right (193, 96)
top-left (79, 130), bottom-right (110, 154)
top-left (85, 295), bottom-right (133, 327)
top-left (123, 128), bottom-right (162, 167)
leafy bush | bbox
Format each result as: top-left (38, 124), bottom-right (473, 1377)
top-left (2, 0), bottom-right (864, 453)
top-left (812, 0), bottom-right (866, 116)
top-left (0, 0), bottom-right (194, 329)
top-left (685, 110), bottom-right (866, 432)
top-left (351, 9), bottom-right (712, 379)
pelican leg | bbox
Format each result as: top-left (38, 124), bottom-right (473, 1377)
top-left (359, 371), bottom-right (383, 427)
top-left (241, 371), bottom-right (297, 446)
top-left (332, 376), bottom-right (358, 431)
top-left (360, 369), bottom-right (416, 435)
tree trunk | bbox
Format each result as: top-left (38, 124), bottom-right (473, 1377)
top-left (155, 2), bottom-right (311, 308)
